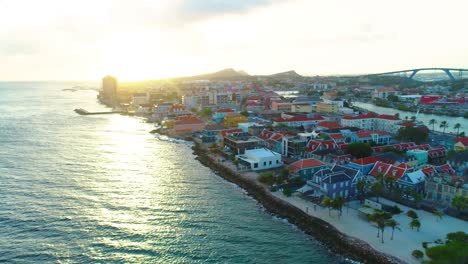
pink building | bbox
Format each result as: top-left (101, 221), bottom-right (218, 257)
top-left (173, 116), bottom-right (206, 135)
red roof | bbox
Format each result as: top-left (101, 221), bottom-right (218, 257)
top-left (175, 116), bottom-right (204, 125)
top-left (342, 112), bottom-right (378, 120)
top-left (422, 166), bottom-right (436, 176)
top-left (376, 87), bottom-right (398, 92)
top-left (317, 121), bottom-right (341, 129)
top-left (400, 121), bottom-right (416, 127)
top-left (428, 147), bottom-right (446, 157)
top-left (330, 133), bottom-right (344, 140)
top-left (355, 130), bottom-right (373, 138)
top-left (288, 158), bottom-right (325, 173)
top-left (397, 163), bottom-right (412, 169)
top-left (275, 115), bottom-right (324, 123)
top-left (215, 108), bottom-right (234, 113)
top-left (454, 137), bottom-right (468, 146)
top-left (378, 114), bottom-right (400, 121)
top-left (374, 130), bottom-right (390, 136)
top-left (369, 161), bottom-right (392, 177)
top-left (408, 144), bottom-right (430, 151)
top-left (245, 102), bottom-right (259, 107)
top-left (221, 128), bottom-right (242, 138)
top-left (352, 156), bottom-right (381, 165)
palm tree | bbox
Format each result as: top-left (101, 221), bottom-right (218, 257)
top-left (394, 113), bottom-right (400, 118)
top-left (332, 196), bottom-right (346, 218)
top-left (429, 119), bottom-right (437, 131)
top-left (440, 121), bottom-right (448, 134)
top-left (454, 123), bottom-right (462, 135)
top-left (409, 218), bottom-right (421, 231)
top-left (357, 180), bottom-right (367, 203)
top-left (385, 177), bottom-right (396, 193)
top-left (386, 219), bottom-right (400, 240)
top-left (432, 210), bottom-right (443, 222)
top-left (322, 196), bottom-right (332, 216)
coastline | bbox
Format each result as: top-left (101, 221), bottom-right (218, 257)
top-left (191, 142), bottom-right (404, 264)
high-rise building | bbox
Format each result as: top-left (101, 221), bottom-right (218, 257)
top-left (102, 75), bottom-right (117, 99)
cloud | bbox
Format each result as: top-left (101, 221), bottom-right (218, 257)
top-left (179, 0), bottom-right (276, 15)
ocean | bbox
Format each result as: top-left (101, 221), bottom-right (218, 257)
top-left (0, 82), bottom-right (342, 263)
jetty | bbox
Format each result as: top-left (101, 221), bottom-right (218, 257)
top-left (74, 108), bottom-right (123, 115)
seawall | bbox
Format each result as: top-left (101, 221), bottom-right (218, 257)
top-left (192, 143), bottom-right (404, 264)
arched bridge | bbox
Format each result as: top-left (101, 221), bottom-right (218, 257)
top-left (364, 68), bottom-right (468, 81)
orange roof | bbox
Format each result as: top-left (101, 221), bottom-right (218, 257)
top-left (215, 108), bottom-right (234, 113)
top-left (330, 133), bottom-right (344, 140)
top-left (454, 137), bottom-right (468, 145)
top-left (369, 161), bottom-right (391, 177)
top-left (378, 114), bottom-right (400, 121)
top-left (288, 158), bottom-right (325, 173)
top-left (352, 156), bottom-right (380, 165)
top-left (317, 121), bottom-right (341, 129)
top-left (275, 115), bottom-right (324, 122)
top-left (175, 116), bottom-right (204, 125)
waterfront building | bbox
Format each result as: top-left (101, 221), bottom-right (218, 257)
top-left (172, 116), bottom-right (206, 135)
top-left (348, 156), bottom-right (381, 175)
top-left (236, 148), bottom-right (282, 171)
top-left (223, 132), bottom-right (262, 154)
top-left (448, 152), bottom-right (468, 176)
top-left (424, 170), bottom-right (467, 205)
top-left (308, 165), bottom-right (361, 199)
top-left (224, 114), bottom-right (248, 127)
top-left (371, 87), bottom-right (399, 99)
top-left (132, 93), bottom-right (148, 106)
top-left (102, 75), bottom-right (117, 99)
top-left (288, 158), bottom-right (327, 180)
top-left (407, 149), bottom-right (429, 165)
top-left (341, 113), bottom-right (401, 133)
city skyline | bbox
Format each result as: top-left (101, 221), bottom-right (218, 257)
top-left (1, 0), bottom-right (468, 81)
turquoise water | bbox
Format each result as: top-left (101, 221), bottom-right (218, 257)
top-left (0, 82), bottom-right (342, 263)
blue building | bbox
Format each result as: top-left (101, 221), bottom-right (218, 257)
top-left (307, 165), bottom-right (361, 199)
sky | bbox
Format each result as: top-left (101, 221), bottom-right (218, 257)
top-left (1, 0), bottom-right (468, 81)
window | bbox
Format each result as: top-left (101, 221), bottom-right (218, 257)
top-left (333, 183), bottom-right (336, 189)
top-left (269, 161), bottom-right (272, 165)
top-left (276, 160), bottom-right (279, 164)
top-left (263, 162), bottom-right (266, 166)
top-left (254, 163), bottom-right (258, 168)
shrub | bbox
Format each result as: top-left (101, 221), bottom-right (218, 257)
top-left (283, 188), bottom-right (293, 197)
top-left (422, 242), bottom-right (428, 248)
top-left (407, 210), bottom-right (418, 219)
top-left (257, 172), bottom-right (275, 186)
top-left (386, 205), bottom-right (402, 215)
top-left (412, 249), bottom-right (424, 259)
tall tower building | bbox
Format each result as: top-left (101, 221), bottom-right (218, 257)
top-left (102, 75), bottom-right (117, 99)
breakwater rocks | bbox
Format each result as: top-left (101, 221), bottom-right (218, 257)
top-left (192, 143), bottom-right (404, 264)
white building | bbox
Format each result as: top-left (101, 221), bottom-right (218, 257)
top-left (236, 148), bottom-right (283, 171)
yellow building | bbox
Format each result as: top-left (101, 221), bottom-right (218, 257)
top-left (224, 114), bottom-right (248, 128)
top-left (316, 102), bottom-right (339, 113)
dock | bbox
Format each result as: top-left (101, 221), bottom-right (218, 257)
top-left (74, 108), bottom-right (123, 115)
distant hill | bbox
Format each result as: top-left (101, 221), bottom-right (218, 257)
top-left (268, 70), bottom-right (302, 78)
top-left (183, 68), bottom-right (251, 80)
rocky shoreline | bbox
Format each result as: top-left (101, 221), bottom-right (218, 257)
top-left (192, 142), bottom-right (404, 264)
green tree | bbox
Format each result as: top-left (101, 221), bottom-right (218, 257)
top-left (412, 250), bottom-right (424, 259)
top-left (346, 142), bottom-right (373, 158)
top-left (396, 126), bottom-right (428, 144)
top-left (454, 123), bottom-right (462, 135)
top-left (322, 196), bottom-right (332, 216)
top-left (429, 119), bottom-right (437, 131)
top-left (357, 180), bottom-right (367, 203)
top-left (283, 187), bottom-right (293, 197)
top-left (409, 218), bottom-right (421, 231)
top-left (257, 172), bottom-right (275, 186)
top-left (432, 210), bottom-right (443, 222)
top-left (425, 231), bottom-right (468, 264)
top-left (331, 196), bottom-right (346, 218)
top-left (406, 210), bottom-right (418, 219)
top-left (386, 218), bottom-right (400, 240)
top-left (451, 195), bottom-right (468, 213)
top-left (411, 191), bottom-right (423, 205)
top-left (199, 107), bottom-right (212, 118)
top-left (371, 181), bottom-right (384, 203)
top-left (439, 121), bottom-right (449, 134)
top-left (240, 111), bottom-right (249, 117)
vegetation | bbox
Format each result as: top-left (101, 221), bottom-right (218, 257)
top-left (432, 210), bottom-right (444, 222)
top-left (396, 126), bottom-right (428, 144)
top-left (322, 196), bottom-right (333, 216)
top-left (429, 119), bottom-right (437, 131)
top-left (409, 218), bottom-right (421, 231)
top-left (240, 111), bottom-right (249, 117)
top-left (198, 107), bottom-right (212, 118)
top-left (386, 218), bottom-right (400, 240)
top-left (346, 142), bottom-right (373, 158)
top-left (356, 180), bottom-right (368, 203)
top-left (425, 231), bottom-right (468, 264)
top-left (371, 181), bottom-right (384, 203)
top-left (412, 249), bottom-right (424, 259)
top-left (454, 123), bottom-right (462, 135)
top-left (257, 172), bottom-right (276, 186)
top-left (367, 211), bottom-right (392, 243)
top-left (283, 187), bottom-right (293, 197)
top-left (331, 196), bottom-right (346, 218)
top-left (407, 210), bottom-right (418, 219)
top-left (451, 195), bottom-right (468, 212)
top-left (439, 121), bottom-right (449, 134)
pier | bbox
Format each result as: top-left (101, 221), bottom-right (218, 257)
top-left (74, 108), bottom-right (123, 115)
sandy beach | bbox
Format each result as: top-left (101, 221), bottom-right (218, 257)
top-left (272, 192), bottom-right (468, 264)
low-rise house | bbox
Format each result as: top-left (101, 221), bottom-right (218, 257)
top-left (407, 149), bottom-right (429, 166)
top-left (425, 171), bottom-right (468, 205)
top-left (448, 151), bottom-right (468, 176)
top-left (173, 116), bottom-right (206, 135)
top-left (224, 114), bottom-right (248, 127)
top-left (308, 165), bottom-right (362, 199)
top-left (454, 137), bottom-right (468, 151)
top-left (236, 148), bottom-right (283, 171)
top-left (223, 131), bottom-right (262, 154)
top-left (288, 158), bottom-right (327, 180)
top-left (428, 147), bottom-right (447, 164)
top-left (398, 170), bottom-right (426, 193)
top-left (212, 108), bottom-right (235, 123)
top-left (273, 115), bottom-right (324, 129)
top-left (350, 130), bottom-right (373, 143)
top-left (257, 129), bottom-right (284, 154)
top-left (348, 156), bottom-right (381, 175)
